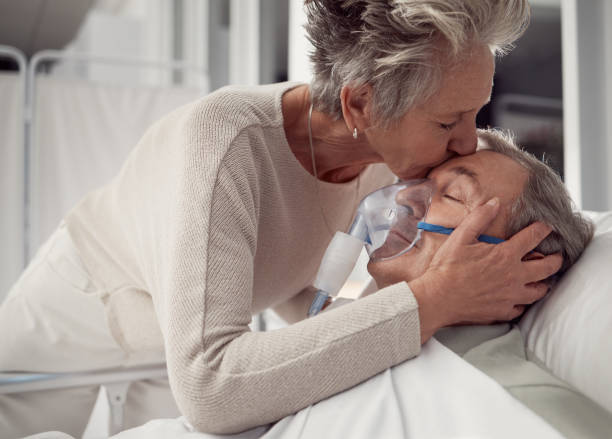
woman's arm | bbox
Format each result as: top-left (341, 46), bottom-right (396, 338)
top-left (157, 139), bottom-right (421, 434)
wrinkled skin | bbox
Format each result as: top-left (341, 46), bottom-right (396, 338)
top-left (367, 151), bottom-right (561, 342)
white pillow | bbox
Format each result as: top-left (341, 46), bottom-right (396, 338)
top-left (519, 211), bottom-right (612, 414)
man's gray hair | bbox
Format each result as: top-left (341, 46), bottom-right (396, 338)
top-left (477, 129), bottom-right (594, 276)
top-left (305, 0), bottom-right (530, 126)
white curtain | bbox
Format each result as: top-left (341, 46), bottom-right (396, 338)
top-left (30, 76), bottom-right (206, 254)
top-left (0, 73), bottom-right (24, 301)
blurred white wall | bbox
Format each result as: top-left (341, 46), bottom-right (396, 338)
top-left (229, 0), bottom-right (259, 85)
top-left (606, 1), bottom-right (612, 209)
top-left (288, 0), bottom-right (312, 83)
top-left (53, 0), bottom-right (175, 86)
top-left (179, 0), bottom-right (208, 88)
top-left (562, 0), bottom-right (612, 210)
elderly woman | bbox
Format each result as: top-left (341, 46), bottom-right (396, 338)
top-left (0, 0), bottom-right (562, 436)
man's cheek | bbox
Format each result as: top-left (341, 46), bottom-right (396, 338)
top-left (367, 260), bottom-right (399, 288)
top-left (367, 256), bottom-right (418, 288)
top-left (367, 260), bottom-right (387, 287)
top-left (367, 237), bottom-right (440, 287)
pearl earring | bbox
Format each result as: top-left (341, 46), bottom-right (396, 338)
top-left (353, 127), bottom-right (358, 139)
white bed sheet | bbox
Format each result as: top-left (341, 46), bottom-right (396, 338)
top-left (111, 339), bottom-right (562, 439)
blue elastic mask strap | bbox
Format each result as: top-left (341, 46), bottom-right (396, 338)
top-left (417, 221), bottom-right (505, 244)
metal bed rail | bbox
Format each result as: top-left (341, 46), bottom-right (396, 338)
top-left (0, 364), bottom-right (168, 435)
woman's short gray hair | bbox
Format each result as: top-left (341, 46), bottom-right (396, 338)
top-left (477, 129), bottom-right (594, 276)
top-left (305, 0), bottom-right (530, 125)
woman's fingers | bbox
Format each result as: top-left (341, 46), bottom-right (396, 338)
top-left (515, 280), bottom-right (550, 306)
top-left (522, 253), bottom-right (563, 284)
top-left (507, 221), bottom-right (554, 256)
top-left (415, 204), bottom-right (563, 328)
top-left (447, 197), bottom-right (500, 246)
top-left (509, 282), bottom-right (550, 320)
top-left (510, 305), bottom-right (526, 320)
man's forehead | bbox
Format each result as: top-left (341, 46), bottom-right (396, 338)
top-left (428, 155), bottom-right (480, 178)
top-left (447, 165), bottom-right (479, 180)
top-left (435, 164), bottom-right (483, 194)
top-left (430, 150), bottom-right (508, 175)
top-left (431, 151), bottom-right (529, 205)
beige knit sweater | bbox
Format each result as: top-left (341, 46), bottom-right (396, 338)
top-left (65, 82), bottom-right (421, 433)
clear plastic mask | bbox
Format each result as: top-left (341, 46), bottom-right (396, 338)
top-left (307, 178), bottom-right (506, 317)
top-left (352, 179), bottom-right (504, 262)
top-left (352, 179), bottom-right (434, 262)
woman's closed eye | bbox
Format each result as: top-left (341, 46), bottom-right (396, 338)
top-left (439, 121), bottom-right (458, 131)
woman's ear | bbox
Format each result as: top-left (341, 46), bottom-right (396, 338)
top-left (340, 84), bottom-right (373, 134)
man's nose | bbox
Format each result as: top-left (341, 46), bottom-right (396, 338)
top-left (447, 122), bottom-right (478, 156)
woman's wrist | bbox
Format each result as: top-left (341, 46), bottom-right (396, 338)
top-left (408, 274), bottom-right (450, 344)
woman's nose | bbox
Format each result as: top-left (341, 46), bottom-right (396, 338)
top-left (447, 122), bottom-right (478, 156)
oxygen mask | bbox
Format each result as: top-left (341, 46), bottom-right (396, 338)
top-left (353, 179), bottom-right (435, 261)
top-left (308, 178), bottom-right (504, 317)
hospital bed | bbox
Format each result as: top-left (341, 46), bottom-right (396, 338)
top-left (67, 210), bottom-right (612, 438)
top-left (15, 210), bottom-right (608, 439)
top-left (0, 366), bottom-right (168, 435)
top-left (0, 45), bottom-right (209, 436)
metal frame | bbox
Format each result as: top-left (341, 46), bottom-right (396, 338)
top-left (229, 0), bottom-right (260, 85)
top-left (0, 365), bottom-right (167, 435)
top-left (0, 46), bottom-right (27, 273)
top-left (25, 50), bottom-right (209, 261)
top-left (1, 49), bottom-right (208, 435)
top-left (0, 44), bottom-right (27, 91)
top-left (0, 365), bottom-right (167, 394)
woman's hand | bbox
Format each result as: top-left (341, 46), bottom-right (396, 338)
top-left (408, 198), bottom-right (563, 343)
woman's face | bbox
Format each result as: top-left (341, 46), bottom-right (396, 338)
top-left (367, 150), bottom-right (528, 288)
top-left (364, 45), bottom-right (495, 180)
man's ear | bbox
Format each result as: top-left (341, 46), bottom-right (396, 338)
top-left (340, 84), bottom-right (373, 134)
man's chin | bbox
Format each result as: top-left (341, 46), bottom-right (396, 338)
top-left (367, 258), bottom-right (419, 290)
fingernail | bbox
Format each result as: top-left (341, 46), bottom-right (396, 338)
top-left (486, 197), bottom-right (499, 207)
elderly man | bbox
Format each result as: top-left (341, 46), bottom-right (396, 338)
top-left (369, 129), bottom-right (592, 305)
top-left (362, 129), bottom-right (611, 437)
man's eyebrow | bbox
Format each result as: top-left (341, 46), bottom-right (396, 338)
top-left (449, 166), bottom-right (481, 190)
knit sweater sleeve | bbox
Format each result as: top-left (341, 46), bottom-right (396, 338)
top-left (160, 134), bottom-right (421, 434)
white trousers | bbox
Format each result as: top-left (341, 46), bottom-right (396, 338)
top-left (0, 225), bottom-right (179, 438)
